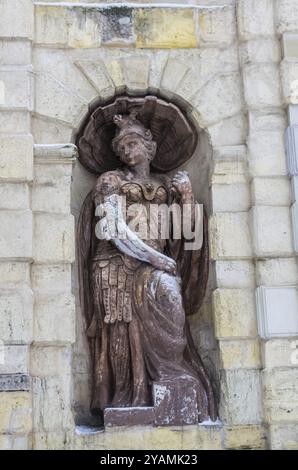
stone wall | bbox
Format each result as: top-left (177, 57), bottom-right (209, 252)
top-left (0, 0), bottom-right (297, 450)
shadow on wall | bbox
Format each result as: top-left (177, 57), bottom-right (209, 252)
top-left (70, 92), bottom-right (219, 425)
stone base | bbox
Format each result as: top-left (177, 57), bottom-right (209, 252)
top-left (104, 407), bottom-right (154, 427)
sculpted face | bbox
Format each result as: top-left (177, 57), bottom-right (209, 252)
top-left (116, 133), bottom-right (150, 167)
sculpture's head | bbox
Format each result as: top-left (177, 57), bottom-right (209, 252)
top-left (112, 111), bottom-right (157, 167)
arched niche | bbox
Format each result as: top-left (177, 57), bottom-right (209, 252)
top-left (70, 92), bottom-right (219, 425)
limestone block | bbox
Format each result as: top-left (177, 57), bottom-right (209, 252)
top-left (0, 111), bottom-right (30, 134)
top-left (0, 434), bottom-right (30, 450)
top-left (0, 41), bottom-right (31, 66)
top-left (198, 6), bottom-right (236, 47)
top-left (0, 67), bottom-right (33, 109)
top-left (270, 424), bottom-right (298, 450)
top-left (209, 213), bottom-right (253, 260)
top-left (213, 289), bottom-right (257, 339)
top-left (32, 116), bottom-right (73, 145)
top-left (251, 177), bottom-right (292, 206)
top-left (0, 134), bottom-right (33, 182)
top-left (211, 183), bottom-right (250, 212)
top-left (215, 260), bottom-right (255, 289)
top-left (30, 346), bottom-right (72, 378)
top-left (219, 339), bottom-right (261, 370)
top-left (256, 286), bottom-right (298, 339)
top-left (33, 49), bottom-right (98, 104)
top-left (0, 261), bottom-right (30, 287)
top-left (160, 58), bottom-right (190, 93)
top-left (248, 130), bottom-right (287, 177)
top-left (250, 206), bottom-right (293, 256)
top-left (288, 105), bottom-right (298, 126)
top-left (248, 110), bottom-right (286, 132)
top-left (243, 64), bottom-right (282, 109)
top-left (286, 126), bottom-right (298, 175)
top-left (0, 210), bottom-right (32, 258)
top-left (74, 59), bottom-right (115, 100)
top-left (262, 338), bottom-right (298, 368)
top-left (101, 7), bottom-right (134, 47)
top-left (237, 0), bottom-right (275, 41)
top-left (122, 57), bottom-right (150, 93)
top-left (220, 369), bottom-right (263, 425)
top-left (0, 345), bottom-right (28, 375)
top-left (282, 33), bottom-right (298, 59)
top-left (224, 425), bottom-right (266, 450)
top-left (263, 369), bottom-right (298, 423)
top-left (32, 376), bottom-right (74, 432)
top-left (33, 213), bottom-right (75, 264)
top-left (192, 73), bottom-right (242, 127)
top-left (292, 201), bottom-right (298, 252)
top-left (134, 8), bottom-right (197, 49)
top-left (31, 264), bottom-right (71, 293)
top-left (0, 183), bottom-right (30, 210)
top-left (277, 0), bottom-right (298, 34)
top-left (32, 163), bottom-right (71, 214)
top-left (256, 258), bottom-right (298, 286)
top-left (32, 431), bottom-right (73, 450)
top-left (292, 176), bottom-right (298, 202)
top-left (0, 392), bottom-right (32, 434)
top-left (35, 72), bottom-right (87, 127)
top-left (0, 0), bottom-right (34, 39)
top-left (34, 293), bottom-right (75, 345)
top-left (0, 287), bottom-right (33, 344)
top-left (35, 5), bottom-right (102, 48)
top-left (281, 60), bottom-right (298, 104)
top-left (105, 59), bottom-right (125, 91)
top-left (240, 39), bottom-right (281, 65)
top-left (208, 114), bottom-right (246, 146)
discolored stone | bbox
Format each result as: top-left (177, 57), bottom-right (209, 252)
top-left (104, 407), bottom-right (154, 427)
top-left (101, 8), bottom-right (134, 46)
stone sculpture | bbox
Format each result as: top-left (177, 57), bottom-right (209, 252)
top-left (77, 96), bottom-right (217, 426)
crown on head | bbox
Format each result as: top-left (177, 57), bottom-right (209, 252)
top-left (112, 110), bottom-right (153, 151)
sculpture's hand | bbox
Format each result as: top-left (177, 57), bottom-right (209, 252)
top-left (171, 170), bottom-right (193, 200)
top-left (149, 254), bottom-right (177, 276)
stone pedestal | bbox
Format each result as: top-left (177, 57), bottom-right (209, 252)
top-left (104, 407), bottom-right (154, 427)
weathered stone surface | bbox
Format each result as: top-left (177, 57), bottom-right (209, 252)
top-left (248, 110), bottom-right (286, 132)
top-left (0, 391), bottom-right (31, 434)
top-left (256, 258), bottom-right (298, 286)
top-left (0, 41), bottom-right (31, 66)
top-left (32, 376), bottom-right (74, 432)
top-left (0, 183), bottom-right (30, 210)
top-left (102, 7), bottom-right (134, 46)
top-left (0, 210), bottom-right (32, 259)
top-left (192, 73), bottom-right (242, 126)
top-left (32, 116), bottom-right (73, 145)
top-left (240, 39), bottom-right (281, 65)
top-left (35, 5), bottom-right (102, 48)
top-left (208, 114), bottom-right (246, 146)
top-left (0, 134), bottom-right (33, 182)
top-left (0, 287), bottom-right (33, 343)
top-left (33, 214), bottom-right (75, 264)
top-left (0, 261), bottom-right (30, 287)
top-left (134, 8), bottom-right (197, 49)
top-left (104, 407), bottom-right (154, 427)
top-left (0, 346), bottom-right (28, 375)
top-left (277, 0), bottom-right (298, 34)
top-left (243, 64), bottom-right (282, 109)
top-left (220, 370), bottom-right (263, 425)
top-left (224, 425), bottom-right (267, 450)
top-left (215, 260), bottom-right (255, 289)
top-left (0, 434), bottom-right (30, 450)
top-left (160, 58), bottom-right (190, 93)
top-left (198, 6), bottom-right (236, 47)
top-left (248, 130), bottom-right (287, 177)
top-left (211, 183), bottom-right (250, 212)
top-left (31, 264), bottom-right (71, 293)
top-left (281, 60), bottom-right (298, 104)
top-left (210, 213), bottom-right (253, 260)
top-left (34, 293), bottom-right (75, 345)
top-left (219, 339), bottom-right (261, 370)
top-left (250, 206), bottom-right (293, 256)
top-left (0, 68), bottom-right (33, 109)
top-left (213, 289), bottom-right (257, 339)
top-left (0, 0), bottom-right (34, 39)
top-left (32, 430), bottom-right (73, 451)
top-left (256, 286), bottom-right (298, 339)
top-left (262, 338), bottom-right (298, 369)
top-left (74, 59), bottom-right (115, 100)
top-left (263, 369), bottom-right (298, 423)
top-left (0, 111), bottom-right (30, 134)
top-left (237, 0), bottom-right (275, 40)
top-left (0, 374), bottom-right (30, 392)
top-left (30, 346), bottom-right (72, 378)
top-left (122, 57), bottom-right (150, 92)
top-left (270, 424), bottom-right (298, 450)
top-left (153, 380), bottom-right (198, 426)
top-left (251, 177), bottom-right (292, 206)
